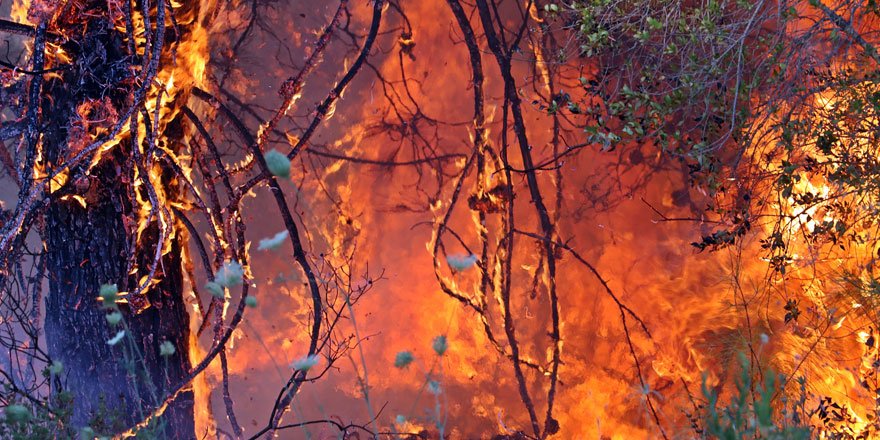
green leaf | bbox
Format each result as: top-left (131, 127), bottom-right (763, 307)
top-left (432, 335), bottom-right (448, 356)
top-left (159, 341), bottom-right (176, 357)
top-left (4, 404), bottom-right (30, 423)
top-left (215, 261), bottom-right (244, 288)
top-left (99, 284), bottom-right (119, 308)
top-left (245, 295), bottom-right (258, 308)
top-left (394, 351), bottom-right (415, 368)
top-left (106, 311), bottom-right (123, 326)
top-left (47, 360), bottom-right (63, 376)
top-left (258, 230), bottom-right (289, 251)
top-left (205, 281), bottom-right (225, 298)
top-left (264, 149), bottom-right (291, 179)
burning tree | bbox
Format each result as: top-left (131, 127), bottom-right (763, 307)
top-left (2, 0), bottom-right (880, 438)
top-left (0, 0), bottom-right (217, 436)
top-left (0, 0), bottom-right (386, 437)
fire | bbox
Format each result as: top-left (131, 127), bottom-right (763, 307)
top-left (214, 1), bottom-right (698, 436)
top-left (27, 0), bottom-right (216, 433)
top-left (8, 0), bottom-right (880, 437)
top-left (735, 58), bottom-right (880, 440)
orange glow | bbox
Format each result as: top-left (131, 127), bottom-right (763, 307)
top-left (10, 0), bottom-right (880, 437)
top-left (200, 2), bottom-right (880, 437)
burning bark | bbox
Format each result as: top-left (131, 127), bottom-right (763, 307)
top-left (45, 3), bottom-right (205, 437)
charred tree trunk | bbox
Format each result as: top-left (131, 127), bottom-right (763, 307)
top-left (44, 164), bottom-right (194, 437)
top-left (37, 2), bottom-right (197, 438)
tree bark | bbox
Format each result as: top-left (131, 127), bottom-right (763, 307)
top-left (44, 168), bottom-right (194, 437)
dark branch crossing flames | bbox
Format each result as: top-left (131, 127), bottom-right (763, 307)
top-left (1, 0), bottom-right (880, 438)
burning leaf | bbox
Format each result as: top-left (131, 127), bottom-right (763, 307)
top-left (784, 299), bottom-right (800, 323)
top-left (264, 149), bottom-right (291, 179)
top-left (67, 97), bottom-right (119, 161)
top-left (467, 185), bottom-right (512, 214)
top-left (399, 31), bottom-right (416, 59)
top-left (446, 253), bottom-right (478, 272)
top-left (60, 194), bottom-right (87, 209)
top-left (257, 230), bottom-right (289, 251)
top-left (106, 330), bottom-right (126, 346)
top-left (290, 354), bottom-right (320, 372)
